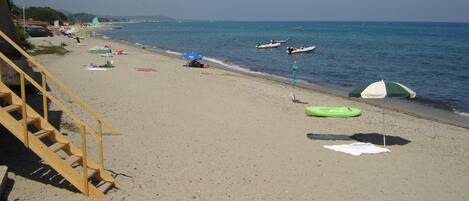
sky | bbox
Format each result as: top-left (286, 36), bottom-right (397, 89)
top-left (12, 0), bottom-right (469, 22)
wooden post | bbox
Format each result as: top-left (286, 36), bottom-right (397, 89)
top-left (41, 72), bottom-right (48, 121)
top-left (0, 61), bottom-right (2, 83)
top-left (80, 124), bottom-right (89, 196)
top-left (97, 119), bottom-right (104, 170)
top-left (20, 73), bottom-right (28, 147)
top-left (382, 108), bottom-right (386, 147)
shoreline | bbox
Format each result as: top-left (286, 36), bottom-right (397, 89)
top-left (7, 32), bottom-right (469, 201)
top-left (97, 32), bottom-right (469, 129)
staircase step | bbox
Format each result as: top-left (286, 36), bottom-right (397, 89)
top-left (49, 142), bottom-right (67, 153)
top-left (33, 130), bottom-right (51, 140)
top-left (20, 116), bottom-right (39, 125)
top-left (27, 117), bottom-right (39, 124)
top-left (3, 104), bottom-right (21, 113)
top-left (66, 155), bottom-right (81, 166)
top-left (97, 181), bottom-right (113, 193)
top-left (87, 168), bottom-right (98, 179)
top-left (0, 92), bottom-right (10, 98)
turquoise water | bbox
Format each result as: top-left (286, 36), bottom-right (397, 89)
top-left (102, 21), bottom-right (469, 116)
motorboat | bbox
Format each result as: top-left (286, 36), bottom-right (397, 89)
top-left (287, 46), bottom-right (316, 54)
top-left (256, 42), bottom-right (282, 49)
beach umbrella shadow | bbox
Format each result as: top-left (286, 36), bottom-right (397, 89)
top-left (306, 133), bottom-right (353, 141)
top-left (306, 133), bottom-right (411, 146)
top-left (351, 133), bottom-right (411, 146)
top-left (349, 80), bottom-right (416, 146)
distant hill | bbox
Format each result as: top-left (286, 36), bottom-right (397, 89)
top-left (7, 2), bottom-right (68, 24)
top-left (68, 12), bottom-right (128, 23)
top-left (111, 15), bottom-right (176, 22)
top-left (68, 13), bottom-right (102, 23)
top-left (7, 1), bottom-right (174, 24)
top-left (56, 9), bottom-right (73, 16)
top-left (68, 13), bottom-right (175, 23)
top-left (23, 7), bottom-right (68, 24)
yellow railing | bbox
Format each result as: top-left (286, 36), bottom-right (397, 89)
top-left (0, 30), bottom-right (115, 134)
top-left (0, 30), bottom-right (114, 173)
top-left (0, 51), bottom-right (102, 174)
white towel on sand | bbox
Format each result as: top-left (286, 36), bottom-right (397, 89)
top-left (324, 142), bottom-right (390, 156)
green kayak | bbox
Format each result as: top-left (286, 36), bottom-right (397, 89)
top-left (305, 106), bottom-right (361, 118)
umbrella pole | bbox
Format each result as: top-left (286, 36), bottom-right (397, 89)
top-left (382, 107), bottom-right (386, 146)
top-left (290, 87), bottom-right (296, 101)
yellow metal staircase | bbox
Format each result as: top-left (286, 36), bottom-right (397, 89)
top-left (0, 31), bottom-right (117, 199)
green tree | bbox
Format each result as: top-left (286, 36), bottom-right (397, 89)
top-left (24, 7), bottom-right (68, 24)
top-left (15, 25), bottom-right (34, 50)
top-left (8, 0), bottom-right (21, 18)
top-left (68, 12), bottom-right (96, 23)
top-left (68, 13), bottom-right (112, 23)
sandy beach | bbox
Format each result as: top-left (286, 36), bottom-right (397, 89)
top-left (1, 34), bottom-right (469, 201)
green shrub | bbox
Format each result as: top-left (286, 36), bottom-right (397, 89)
top-left (15, 26), bottom-right (35, 50)
top-left (24, 7), bottom-right (68, 25)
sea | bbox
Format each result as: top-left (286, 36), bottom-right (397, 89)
top-left (101, 21), bottom-right (469, 121)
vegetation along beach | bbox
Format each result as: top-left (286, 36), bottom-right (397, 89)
top-left (0, 0), bottom-right (468, 200)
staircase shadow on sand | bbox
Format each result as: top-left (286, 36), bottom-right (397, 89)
top-left (0, 80), bottom-right (79, 198)
top-left (306, 133), bottom-right (411, 146)
top-left (0, 125), bottom-right (78, 194)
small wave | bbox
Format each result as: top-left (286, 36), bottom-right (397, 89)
top-left (413, 97), bottom-right (454, 111)
top-left (135, 43), bottom-right (142, 46)
top-left (204, 57), bottom-right (249, 72)
top-left (142, 44), bottom-right (153, 49)
top-left (204, 57), bottom-right (289, 80)
top-left (165, 50), bottom-right (182, 55)
top-left (453, 109), bottom-right (469, 117)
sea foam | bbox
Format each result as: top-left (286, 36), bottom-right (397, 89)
top-left (164, 50), bottom-right (182, 55)
top-left (453, 109), bottom-right (469, 117)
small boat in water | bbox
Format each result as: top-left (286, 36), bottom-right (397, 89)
top-left (113, 26), bottom-right (123, 29)
top-left (256, 42), bottom-right (282, 49)
top-left (271, 39), bottom-right (287, 43)
top-left (287, 46), bottom-right (316, 54)
top-left (292, 26), bottom-right (303, 30)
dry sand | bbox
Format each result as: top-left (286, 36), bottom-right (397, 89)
top-left (2, 35), bottom-right (469, 201)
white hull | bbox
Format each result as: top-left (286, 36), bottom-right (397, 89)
top-left (287, 46), bottom-right (316, 54)
top-left (256, 42), bottom-right (282, 49)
